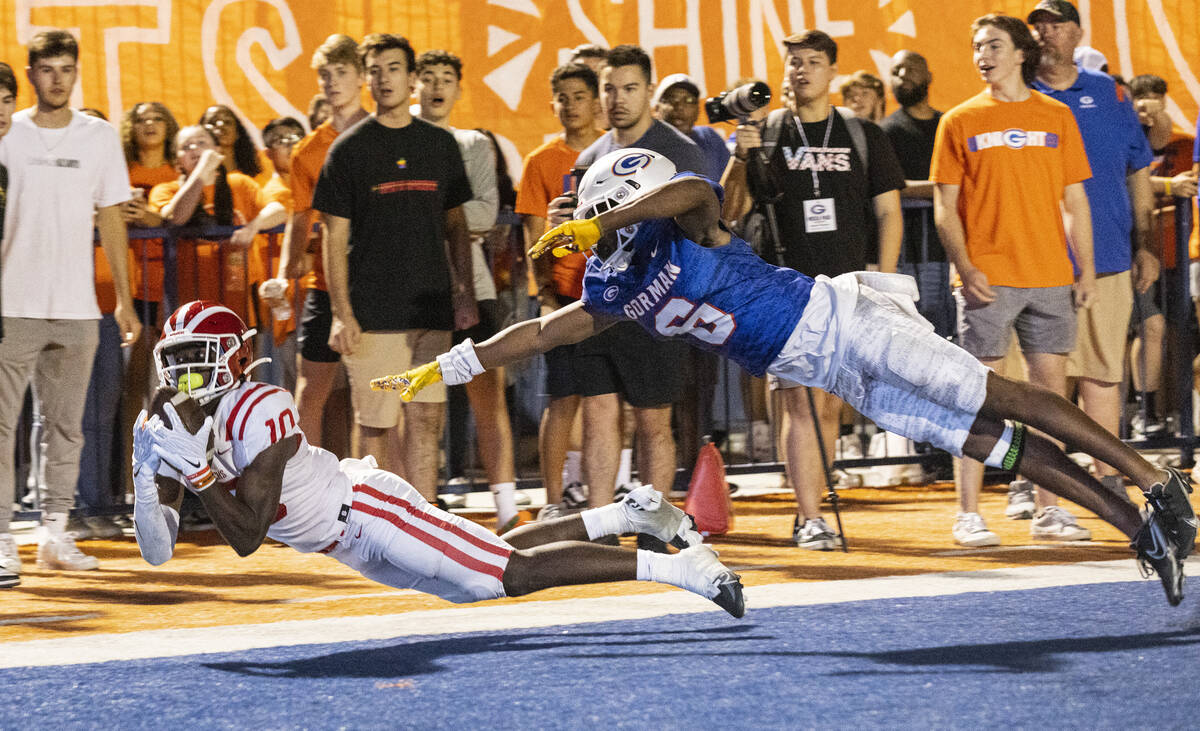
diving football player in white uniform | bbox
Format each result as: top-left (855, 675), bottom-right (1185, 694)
top-left (376, 148), bottom-right (1196, 606)
top-left (131, 301), bottom-right (744, 617)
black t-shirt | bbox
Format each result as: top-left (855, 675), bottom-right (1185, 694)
top-left (881, 108), bottom-right (945, 263)
top-left (760, 112), bottom-right (905, 277)
top-left (313, 117), bottom-right (472, 331)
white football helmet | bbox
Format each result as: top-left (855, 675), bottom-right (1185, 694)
top-left (154, 300), bottom-right (268, 405)
top-left (574, 148), bottom-right (677, 270)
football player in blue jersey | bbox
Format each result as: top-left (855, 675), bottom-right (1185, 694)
top-left (373, 147), bottom-right (1196, 606)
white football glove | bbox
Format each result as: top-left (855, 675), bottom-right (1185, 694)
top-left (147, 401), bottom-right (216, 492)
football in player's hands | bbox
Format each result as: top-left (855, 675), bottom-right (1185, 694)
top-left (148, 386), bottom-right (207, 435)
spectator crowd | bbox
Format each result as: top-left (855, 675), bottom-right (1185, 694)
top-left (1, 0), bottom-right (1199, 587)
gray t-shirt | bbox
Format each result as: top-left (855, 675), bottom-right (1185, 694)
top-left (575, 119), bottom-right (708, 177)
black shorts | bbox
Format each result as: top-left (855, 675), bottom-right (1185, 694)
top-left (298, 289), bottom-right (340, 363)
top-left (453, 299), bottom-right (503, 346)
top-left (573, 321), bottom-right (686, 407)
top-left (545, 342), bottom-right (582, 399)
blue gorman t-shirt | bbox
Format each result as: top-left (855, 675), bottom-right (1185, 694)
top-left (1033, 68), bottom-right (1153, 274)
top-left (580, 174), bottom-right (813, 376)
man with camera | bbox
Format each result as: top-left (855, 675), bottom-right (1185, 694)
top-left (722, 30), bottom-right (905, 550)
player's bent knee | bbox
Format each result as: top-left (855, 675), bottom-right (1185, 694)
top-left (500, 550), bottom-right (537, 596)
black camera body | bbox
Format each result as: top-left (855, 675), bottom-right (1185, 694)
top-left (705, 81), bottom-right (771, 124)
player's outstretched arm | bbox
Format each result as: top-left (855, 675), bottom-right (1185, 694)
top-left (131, 410), bottom-right (185, 565)
top-left (372, 301), bottom-right (612, 400)
top-left (198, 436), bottom-right (298, 557)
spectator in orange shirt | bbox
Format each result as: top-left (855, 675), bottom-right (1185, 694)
top-left (515, 63), bottom-right (604, 517)
top-left (150, 124), bottom-right (276, 321)
top-left (931, 14), bottom-right (1095, 547)
top-left (277, 34), bottom-right (368, 457)
top-left (199, 104), bottom-right (270, 186)
top-left (253, 116), bottom-right (306, 390)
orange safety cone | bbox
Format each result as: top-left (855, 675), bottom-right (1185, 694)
top-left (684, 441), bottom-right (733, 536)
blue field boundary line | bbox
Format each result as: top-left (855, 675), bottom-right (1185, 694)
top-left (1, 558), bottom-right (1184, 670)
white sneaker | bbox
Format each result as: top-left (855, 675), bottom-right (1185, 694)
top-left (620, 484), bottom-right (703, 548)
top-left (675, 544), bottom-right (745, 618)
top-left (1005, 479), bottom-right (1036, 520)
top-left (793, 517), bottom-right (842, 550)
top-left (953, 512), bottom-right (1000, 547)
top-left (1030, 505), bottom-right (1092, 541)
top-left (37, 532), bottom-right (100, 571)
top-left (0, 533), bottom-right (21, 587)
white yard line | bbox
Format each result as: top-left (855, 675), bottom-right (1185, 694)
top-left (2, 558), bottom-right (1177, 669)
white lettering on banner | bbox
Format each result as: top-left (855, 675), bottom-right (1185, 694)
top-left (814, 0), bottom-right (855, 38)
top-left (201, 0), bottom-right (306, 146)
top-left (638, 0), bottom-right (706, 92)
top-left (16, 0), bottom-right (173, 116)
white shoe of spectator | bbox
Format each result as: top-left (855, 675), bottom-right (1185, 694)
top-left (37, 532), bottom-right (99, 571)
top-left (953, 512), bottom-right (1000, 547)
top-left (1005, 479), bottom-right (1036, 520)
top-left (1030, 506), bottom-right (1092, 541)
top-left (0, 533), bottom-right (21, 587)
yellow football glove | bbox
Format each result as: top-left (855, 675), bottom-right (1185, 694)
top-left (528, 218), bottom-right (603, 260)
top-left (370, 360), bottom-right (443, 402)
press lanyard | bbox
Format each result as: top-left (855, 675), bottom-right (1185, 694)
top-left (793, 112), bottom-right (834, 197)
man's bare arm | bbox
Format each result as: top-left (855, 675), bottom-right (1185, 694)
top-left (475, 300), bottom-right (612, 370)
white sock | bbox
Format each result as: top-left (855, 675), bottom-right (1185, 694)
top-left (581, 502), bottom-right (631, 540)
top-left (615, 448), bottom-right (633, 489)
top-left (563, 450), bottom-right (582, 485)
top-left (636, 549), bottom-right (681, 586)
top-left (490, 482), bottom-right (518, 528)
top-left (43, 512), bottom-right (68, 539)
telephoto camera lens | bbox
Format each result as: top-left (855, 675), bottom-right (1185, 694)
top-left (705, 81), bottom-right (771, 124)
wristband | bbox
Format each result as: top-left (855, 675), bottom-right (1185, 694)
top-left (436, 339), bottom-right (486, 386)
top-left (186, 465), bottom-right (216, 492)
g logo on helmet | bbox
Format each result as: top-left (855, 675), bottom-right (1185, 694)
top-left (612, 152), bottom-right (653, 176)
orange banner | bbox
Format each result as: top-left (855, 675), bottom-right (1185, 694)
top-left (2, 1), bottom-right (1197, 174)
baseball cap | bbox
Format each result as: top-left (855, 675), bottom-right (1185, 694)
top-left (652, 73), bottom-right (700, 105)
top-left (1073, 46), bottom-right (1108, 72)
top-left (1027, 0), bottom-right (1081, 25)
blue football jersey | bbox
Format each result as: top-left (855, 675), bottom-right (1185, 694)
top-left (581, 186), bottom-right (814, 376)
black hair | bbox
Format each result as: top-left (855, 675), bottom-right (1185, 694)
top-left (605, 45), bottom-right (652, 83)
top-left (415, 50), bottom-right (463, 79)
top-left (550, 63), bottom-right (599, 97)
top-left (199, 104), bottom-right (261, 178)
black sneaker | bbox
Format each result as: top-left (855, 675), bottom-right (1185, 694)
top-left (1144, 468), bottom-right (1197, 559)
top-left (1132, 514), bottom-right (1184, 607)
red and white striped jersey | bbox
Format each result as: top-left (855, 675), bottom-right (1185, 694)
top-left (209, 380), bottom-right (351, 553)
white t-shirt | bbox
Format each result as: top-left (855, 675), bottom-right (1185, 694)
top-left (0, 109), bottom-right (131, 319)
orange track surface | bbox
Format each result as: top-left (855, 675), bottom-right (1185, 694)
top-left (0, 480), bottom-right (1156, 644)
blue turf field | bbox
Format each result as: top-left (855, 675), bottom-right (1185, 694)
top-left (4, 580), bottom-right (1199, 729)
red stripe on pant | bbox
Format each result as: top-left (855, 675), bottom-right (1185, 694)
top-left (352, 483), bottom-right (511, 558)
top-left (351, 500), bottom-right (509, 581)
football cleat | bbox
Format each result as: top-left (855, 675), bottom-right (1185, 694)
top-left (1132, 513), bottom-right (1184, 607)
top-left (1144, 468), bottom-right (1197, 559)
top-left (620, 484), bottom-right (703, 549)
top-left (677, 544), bottom-right (746, 618)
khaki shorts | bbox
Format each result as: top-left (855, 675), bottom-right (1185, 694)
top-left (1066, 270), bottom-right (1132, 384)
top-left (343, 329), bottom-right (452, 428)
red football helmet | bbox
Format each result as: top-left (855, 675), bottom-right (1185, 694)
top-left (154, 300), bottom-right (265, 404)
